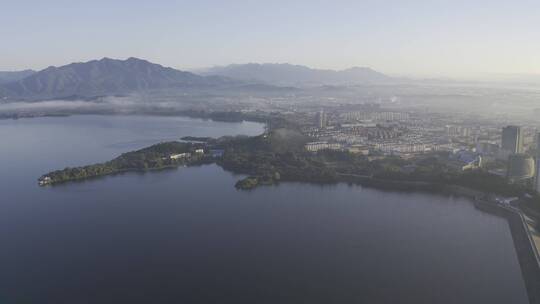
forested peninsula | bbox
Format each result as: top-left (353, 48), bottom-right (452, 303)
top-left (39, 127), bottom-right (532, 201)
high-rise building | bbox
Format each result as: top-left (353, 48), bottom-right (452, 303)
top-left (535, 133), bottom-right (540, 193)
top-left (501, 125), bottom-right (523, 154)
top-left (507, 154), bottom-right (535, 184)
top-left (536, 132), bottom-right (540, 153)
top-left (446, 125), bottom-right (472, 138)
top-left (316, 110), bottom-right (327, 129)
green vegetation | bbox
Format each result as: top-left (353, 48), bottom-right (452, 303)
top-left (180, 136), bottom-right (214, 142)
top-left (40, 142), bottom-right (207, 185)
top-left (39, 125), bottom-right (536, 201)
top-left (216, 135), bottom-right (531, 197)
top-left (217, 129), bottom-right (337, 187)
top-left (235, 177), bottom-right (259, 190)
top-left (235, 173), bottom-right (281, 190)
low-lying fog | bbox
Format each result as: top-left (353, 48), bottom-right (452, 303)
top-left (1, 82), bottom-right (540, 123)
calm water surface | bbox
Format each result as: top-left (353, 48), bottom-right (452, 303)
top-left (0, 115), bottom-right (529, 303)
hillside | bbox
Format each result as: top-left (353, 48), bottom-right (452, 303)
top-left (0, 57), bottom-right (234, 100)
top-left (199, 63), bottom-right (392, 86)
top-left (0, 70), bottom-right (36, 84)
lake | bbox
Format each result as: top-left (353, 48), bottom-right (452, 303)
top-left (0, 115), bottom-right (529, 303)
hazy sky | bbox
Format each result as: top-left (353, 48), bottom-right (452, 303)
top-left (1, 0), bottom-right (539, 77)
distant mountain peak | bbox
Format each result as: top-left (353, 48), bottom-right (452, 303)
top-left (344, 66), bottom-right (374, 71)
top-left (200, 63), bottom-right (391, 86)
top-left (0, 69), bottom-right (36, 84)
top-left (0, 57), bottom-right (232, 100)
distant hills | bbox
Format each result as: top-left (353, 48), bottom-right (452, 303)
top-left (0, 70), bottom-right (36, 84)
top-left (0, 57), bottom-right (235, 101)
top-left (0, 58), bottom-right (393, 101)
top-left (198, 63), bottom-right (392, 86)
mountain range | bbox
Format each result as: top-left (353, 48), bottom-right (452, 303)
top-left (0, 57), bottom-right (234, 101)
top-left (198, 63), bottom-right (391, 86)
top-left (0, 70), bottom-right (36, 84)
top-left (0, 58), bottom-right (391, 101)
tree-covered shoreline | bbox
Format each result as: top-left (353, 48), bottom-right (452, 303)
top-left (39, 128), bottom-right (536, 204)
top-left (39, 142), bottom-right (209, 185)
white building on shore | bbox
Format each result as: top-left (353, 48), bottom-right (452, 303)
top-left (305, 141), bottom-right (341, 152)
top-left (170, 153), bottom-right (190, 160)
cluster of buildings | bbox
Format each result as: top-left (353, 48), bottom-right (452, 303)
top-left (446, 125), bottom-right (472, 138)
top-left (497, 126), bottom-right (540, 192)
top-left (304, 141), bottom-right (341, 152)
top-left (340, 111), bottom-right (410, 122)
top-left (301, 108), bottom-right (540, 194)
top-left (304, 109), bottom-right (461, 157)
top-left (374, 141), bottom-right (454, 154)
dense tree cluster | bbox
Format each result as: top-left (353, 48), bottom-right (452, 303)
top-left (42, 142), bottom-right (202, 184)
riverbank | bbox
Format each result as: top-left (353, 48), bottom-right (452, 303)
top-left (37, 133), bottom-right (540, 303)
top-left (338, 175), bottom-right (540, 303)
top-left (474, 199), bottom-right (540, 304)
top-left (235, 170), bottom-right (540, 303)
top-left (358, 175), bottom-right (540, 303)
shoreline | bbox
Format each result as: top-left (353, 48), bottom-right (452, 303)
top-left (233, 174), bottom-right (540, 303)
top-left (31, 113), bottom-right (540, 302)
top-left (358, 177), bottom-right (540, 304)
top-left (474, 200), bottom-right (540, 304)
top-left (38, 158), bottom-right (540, 302)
